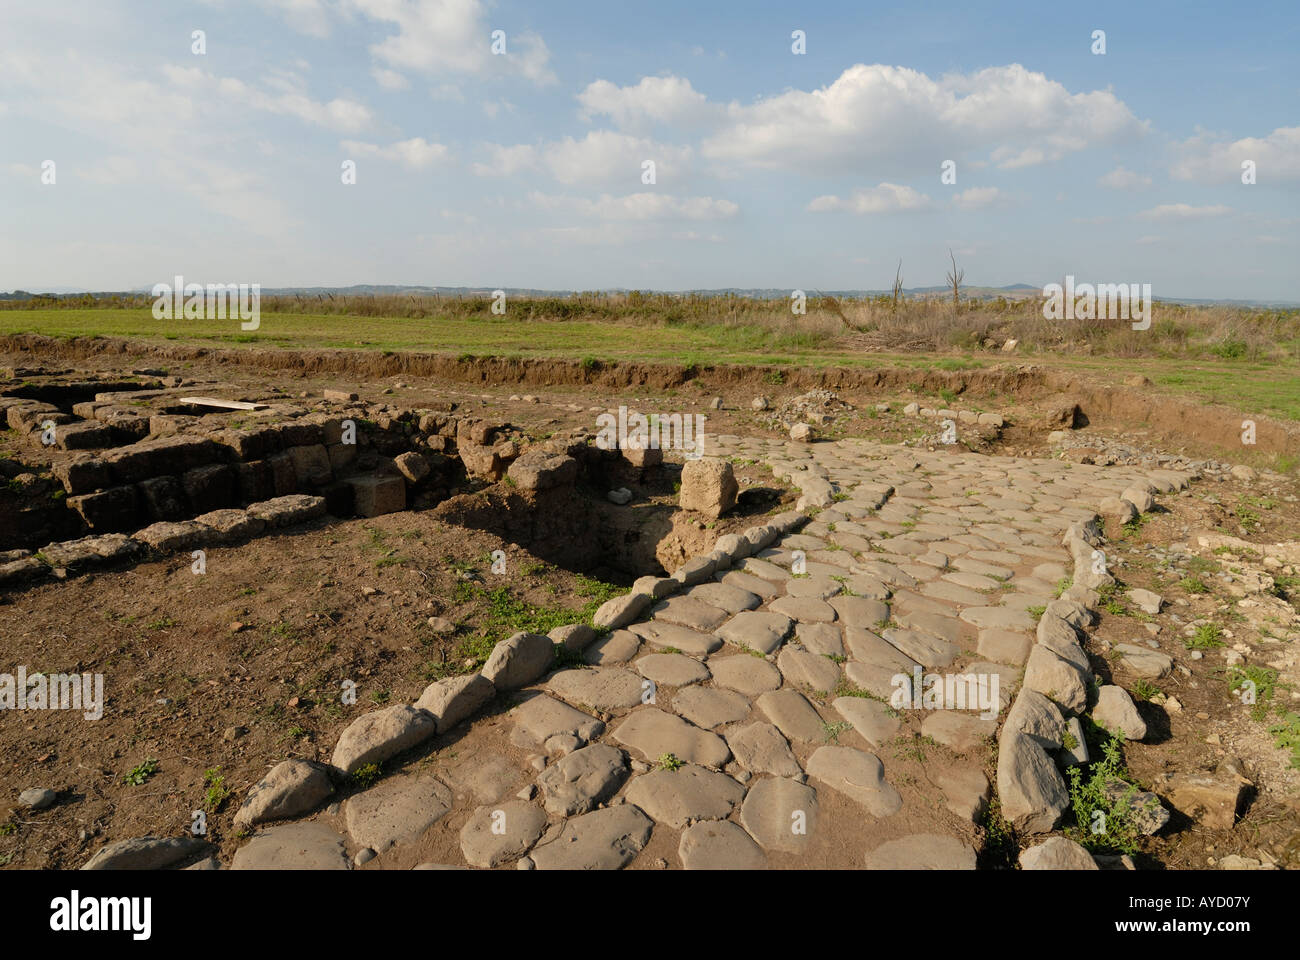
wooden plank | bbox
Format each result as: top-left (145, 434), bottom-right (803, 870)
top-left (179, 396), bottom-right (269, 411)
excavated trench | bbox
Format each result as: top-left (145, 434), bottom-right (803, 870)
top-left (4, 333), bottom-right (1297, 457)
top-left (0, 366), bottom-right (788, 591)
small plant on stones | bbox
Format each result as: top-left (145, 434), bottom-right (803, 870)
top-left (351, 763), bottom-right (382, 788)
top-left (657, 753), bottom-right (683, 772)
top-left (1185, 623), bottom-right (1225, 650)
top-left (822, 720), bottom-right (852, 744)
top-left (1130, 678), bottom-right (1162, 701)
top-left (204, 767), bottom-right (232, 812)
top-left (122, 758), bottom-right (159, 786)
top-left (1065, 736), bottom-right (1151, 855)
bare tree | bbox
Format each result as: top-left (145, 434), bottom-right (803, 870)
top-left (945, 248), bottom-right (964, 317)
top-left (892, 259), bottom-right (904, 313)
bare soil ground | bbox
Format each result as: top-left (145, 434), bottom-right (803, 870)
top-left (2, 344), bottom-right (1297, 869)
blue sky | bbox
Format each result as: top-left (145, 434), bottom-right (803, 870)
top-left (2, 0), bottom-right (1297, 298)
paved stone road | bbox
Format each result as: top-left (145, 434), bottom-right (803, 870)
top-left (222, 435), bottom-right (1180, 871)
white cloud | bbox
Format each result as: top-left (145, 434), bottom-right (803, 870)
top-left (261, 0), bottom-right (333, 37)
top-left (701, 63), bottom-right (1145, 176)
top-left (430, 83), bottom-right (464, 102)
top-left (1099, 165), bottom-right (1152, 189)
top-left (529, 192), bottom-right (738, 221)
top-left (347, 0), bottom-right (555, 84)
top-left (1135, 235), bottom-right (1163, 245)
top-left (163, 65), bottom-right (372, 132)
top-left (477, 131), bottom-right (693, 186)
top-left (578, 75), bottom-right (717, 129)
top-left (1138, 203), bottom-right (1232, 220)
top-left (482, 99), bottom-right (516, 119)
top-left (808, 183), bottom-right (933, 214)
top-left (951, 186), bottom-right (1003, 211)
top-left (1172, 126), bottom-right (1300, 182)
top-left (340, 137), bottom-right (450, 169)
top-left (372, 67), bottom-right (409, 91)
top-left (471, 143), bottom-right (538, 177)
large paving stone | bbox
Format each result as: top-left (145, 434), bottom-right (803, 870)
top-left (679, 820), bottom-right (767, 870)
top-left (893, 609), bottom-right (964, 646)
top-left (442, 753), bottom-right (524, 803)
top-left (625, 765), bottom-right (746, 829)
top-left (881, 628), bottom-right (960, 669)
top-left (612, 708), bottom-right (731, 767)
top-left (482, 632), bottom-right (554, 691)
top-left (510, 694), bottom-right (605, 748)
top-left (739, 777), bottom-right (819, 855)
top-left (671, 686), bottom-right (751, 729)
top-left (1005, 689), bottom-right (1066, 747)
top-left (829, 596), bottom-right (890, 630)
top-left (583, 629), bottom-right (641, 664)
top-left (344, 776), bottom-right (454, 852)
top-left (415, 673), bottom-right (495, 733)
top-left (231, 822), bottom-right (349, 870)
top-left (768, 596), bottom-right (837, 623)
top-left (796, 622), bottom-right (844, 658)
top-left (459, 801), bottom-right (548, 868)
top-left (708, 655), bottom-right (783, 697)
top-left (725, 722), bottom-right (802, 777)
top-left (776, 647), bottom-right (841, 693)
top-left (82, 835), bottom-right (209, 870)
top-left (636, 653), bottom-right (710, 687)
top-left (1020, 836), bottom-right (1100, 870)
top-left (627, 620), bottom-right (722, 657)
top-left (1023, 645), bottom-right (1088, 714)
top-left (739, 557), bottom-right (792, 581)
top-left (960, 606), bottom-right (1037, 631)
top-left (718, 569), bottom-right (782, 599)
top-left (331, 705), bottom-right (437, 777)
top-left (997, 730), bottom-right (1069, 833)
top-left (686, 581), bottom-right (762, 613)
top-left (806, 746), bottom-right (902, 818)
top-left (715, 611), bottom-right (793, 655)
top-left (920, 712), bottom-right (997, 752)
top-left (233, 759), bottom-right (334, 829)
top-left (785, 574), bottom-right (843, 600)
top-left (832, 697), bottom-right (901, 747)
top-left (1114, 643), bottom-right (1173, 679)
top-left (865, 834), bottom-right (977, 870)
top-left (653, 595), bottom-right (731, 632)
top-left (936, 766), bottom-right (991, 822)
top-left (536, 743), bottom-right (629, 816)
top-left (755, 689), bottom-right (825, 743)
top-left (529, 805), bottom-right (653, 870)
top-left (1092, 684), bottom-right (1148, 740)
top-left (978, 628), bottom-right (1033, 666)
top-left (548, 667), bottom-right (645, 712)
top-left (593, 592), bottom-right (651, 630)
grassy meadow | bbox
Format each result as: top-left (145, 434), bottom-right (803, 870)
top-left (2, 292), bottom-right (1298, 420)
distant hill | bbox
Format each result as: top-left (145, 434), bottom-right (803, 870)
top-left (2, 283), bottom-right (1296, 308)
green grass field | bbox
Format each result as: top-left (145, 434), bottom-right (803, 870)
top-left (3, 303), bottom-right (1298, 421)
